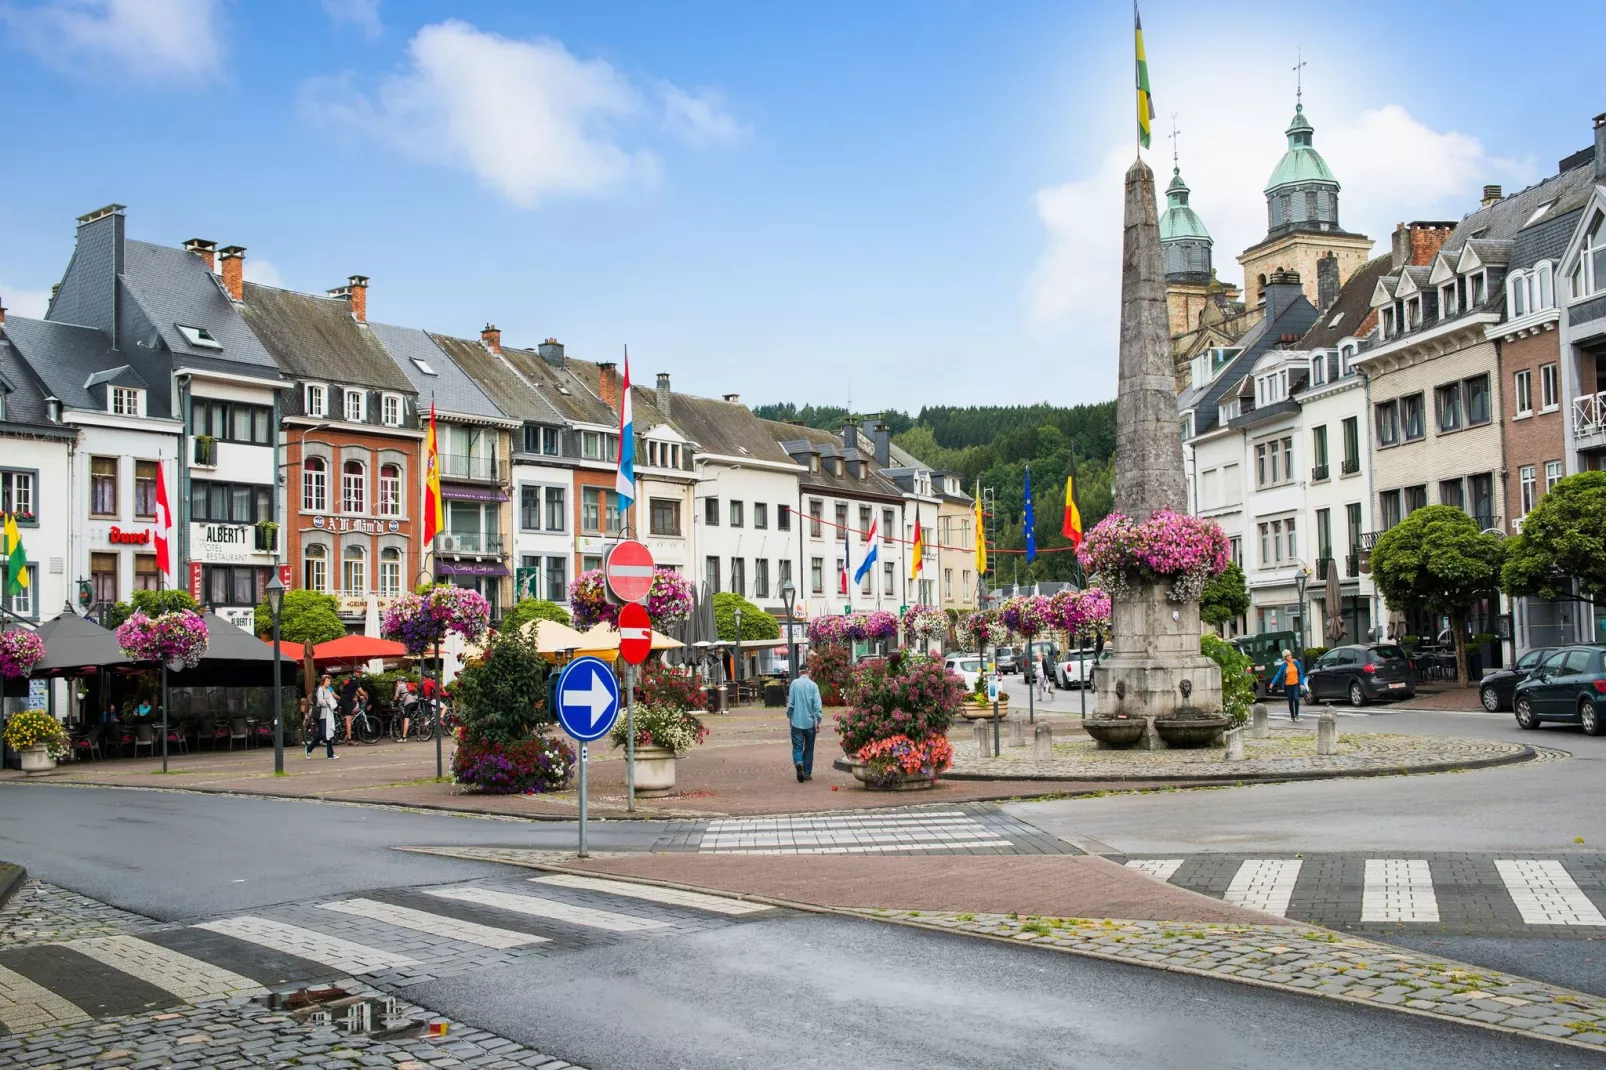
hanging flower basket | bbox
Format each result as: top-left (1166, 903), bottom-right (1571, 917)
top-left (807, 615), bottom-right (848, 647)
top-left (958, 610), bottom-right (1001, 650)
top-left (1078, 510), bottom-right (1230, 602)
top-left (115, 610), bottom-right (208, 668)
top-left (901, 604), bottom-right (947, 644)
top-left (643, 568), bottom-right (694, 628)
top-left (567, 570), bottom-right (616, 630)
top-left (0, 629), bottom-right (45, 678)
top-left (861, 610), bottom-right (898, 641)
top-left (1050, 587), bottom-right (1112, 638)
top-left (1000, 595), bottom-right (1054, 639)
top-left (382, 584), bottom-right (492, 654)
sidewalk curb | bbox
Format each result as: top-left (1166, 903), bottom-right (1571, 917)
top-left (0, 861), bottom-right (25, 911)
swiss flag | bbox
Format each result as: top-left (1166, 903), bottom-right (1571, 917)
top-left (154, 460), bottom-right (173, 581)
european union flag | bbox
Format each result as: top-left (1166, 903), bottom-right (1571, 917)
top-left (1023, 466), bottom-right (1037, 563)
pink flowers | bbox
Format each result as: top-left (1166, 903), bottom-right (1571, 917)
top-left (115, 610), bottom-right (209, 668)
top-left (958, 610), bottom-right (1001, 650)
top-left (1050, 587), bottom-right (1112, 637)
top-left (902, 604), bottom-right (947, 644)
top-left (1000, 595), bottom-right (1054, 638)
top-left (0, 630), bottom-right (45, 678)
top-left (1078, 509), bottom-right (1230, 602)
top-left (570, 567), bottom-right (691, 631)
top-left (854, 734), bottom-right (955, 786)
top-left (382, 585), bottom-right (492, 655)
top-left (808, 610), bottom-right (899, 645)
top-left (644, 569), bottom-right (694, 627)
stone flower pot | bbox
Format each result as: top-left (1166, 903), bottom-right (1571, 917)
top-left (1083, 718), bottom-right (1147, 748)
top-left (959, 698), bottom-right (1009, 721)
top-left (1154, 715), bottom-right (1231, 749)
top-left (632, 744), bottom-right (677, 797)
top-left (19, 745), bottom-right (56, 776)
top-left (846, 758), bottom-right (939, 792)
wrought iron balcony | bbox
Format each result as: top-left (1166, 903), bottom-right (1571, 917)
top-left (1311, 464), bottom-right (1329, 482)
top-left (1341, 457), bottom-right (1360, 475)
top-left (1315, 557), bottom-right (1333, 580)
top-left (1345, 554), bottom-right (1360, 578)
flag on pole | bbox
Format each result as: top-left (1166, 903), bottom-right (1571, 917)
top-left (3, 513), bottom-right (27, 596)
top-left (909, 506), bottom-right (924, 580)
top-left (424, 402), bottom-right (443, 543)
top-left (972, 482), bottom-right (986, 577)
top-left (839, 520), bottom-right (850, 595)
top-left (1063, 474), bottom-right (1084, 548)
top-left (615, 350), bottom-right (636, 507)
top-left (1023, 467), bottom-right (1037, 563)
top-left (153, 459), bottom-right (173, 582)
top-left (853, 516), bottom-right (880, 585)
top-left (1135, 1), bottom-right (1155, 149)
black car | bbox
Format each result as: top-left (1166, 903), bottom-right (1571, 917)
top-left (1479, 646), bottom-right (1558, 712)
top-left (1513, 645), bottom-right (1606, 733)
top-left (1305, 643), bottom-right (1417, 706)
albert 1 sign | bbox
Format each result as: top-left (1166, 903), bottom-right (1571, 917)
top-left (556, 655), bottom-right (621, 858)
top-left (605, 540), bottom-right (655, 603)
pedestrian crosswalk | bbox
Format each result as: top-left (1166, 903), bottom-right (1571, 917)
top-left (1122, 853), bottom-right (1606, 932)
top-left (0, 874), bottom-right (775, 1035)
top-left (697, 809), bottom-right (1016, 854)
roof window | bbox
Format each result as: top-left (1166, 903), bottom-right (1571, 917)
top-left (410, 357), bottom-right (437, 376)
top-left (1524, 201), bottom-right (1556, 227)
top-left (1327, 311), bottom-right (1344, 328)
top-left (176, 324), bottom-right (222, 350)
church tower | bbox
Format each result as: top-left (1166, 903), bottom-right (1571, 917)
top-left (1160, 164), bottom-right (1230, 339)
top-left (1236, 101), bottom-right (1372, 313)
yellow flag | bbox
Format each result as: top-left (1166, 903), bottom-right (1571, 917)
top-left (909, 518), bottom-right (924, 581)
top-left (972, 485), bottom-right (986, 577)
top-left (4, 513), bottom-right (27, 595)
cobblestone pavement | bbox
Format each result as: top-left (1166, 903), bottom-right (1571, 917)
top-left (1117, 851), bottom-right (1606, 937)
top-left (858, 909), bottom-right (1606, 1051)
top-left (0, 881), bottom-right (161, 947)
top-left (947, 728), bottom-right (1532, 780)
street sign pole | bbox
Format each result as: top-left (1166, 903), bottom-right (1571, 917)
top-left (616, 601), bottom-right (651, 814)
top-left (578, 743), bottom-right (589, 857)
top-left (555, 655), bottom-right (622, 861)
top-left (625, 663), bottom-right (635, 813)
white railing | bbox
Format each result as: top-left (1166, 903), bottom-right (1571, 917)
top-left (1573, 390), bottom-right (1606, 440)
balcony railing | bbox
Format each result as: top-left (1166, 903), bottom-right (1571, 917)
top-left (1345, 554), bottom-right (1360, 578)
top-left (1311, 464), bottom-right (1329, 482)
top-left (1474, 514), bottom-right (1501, 533)
top-left (1574, 391), bottom-right (1606, 441)
top-left (436, 532), bottom-right (506, 555)
top-left (1358, 530), bottom-right (1388, 550)
top-left (193, 436), bottom-right (217, 467)
top-left (439, 453), bottom-right (508, 483)
top-left (1341, 457), bottom-right (1360, 475)
top-left (1315, 557), bottom-right (1333, 580)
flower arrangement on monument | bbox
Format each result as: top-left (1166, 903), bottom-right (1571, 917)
top-left (1078, 509), bottom-right (1229, 602)
top-left (115, 610), bottom-right (209, 668)
top-left (382, 584), bottom-right (491, 654)
top-left (0, 629), bottom-right (45, 678)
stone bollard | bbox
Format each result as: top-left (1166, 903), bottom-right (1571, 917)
top-left (1223, 725), bottom-right (1245, 761)
top-left (1316, 705), bottom-right (1339, 756)
top-left (1009, 718), bottom-right (1027, 748)
top-left (1034, 723), bottom-right (1054, 761)
top-left (1250, 703), bottom-right (1269, 739)
top-left (972, 719), bottom-right (990, 756)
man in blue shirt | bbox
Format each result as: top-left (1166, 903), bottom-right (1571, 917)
top-left (785, 664), bottom-right (823, 783)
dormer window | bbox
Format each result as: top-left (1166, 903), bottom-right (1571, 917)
top-left (1537, 263), bottom-right (1555, 309)
top-left (1382, 307), bottom-right (1396, 337)
top-left (110, 386), bottom-right (143, 416)
top-left (1406, 296), bottom-right (1422, 330)
top-left (381, 393), bottom-right (403, 427)
top-left (1341, 345), bottom-right (1357, 376)
top-left (1441, 284), bottom-right (1457, 317)
top-left (305, 384), bottom-right (327, 418)
top-left (176, 324), bottom-right (222, 350)
top-left (344, 389), bottom-right (365, 423)
top-left (1310, 356), bottom-right (1326, 387)
top-left (1469, 271), bottom-right (1487, 308)
top-left (1510, 272), bottom-right (1527, 318)
top-left (646, 440), bottom-right (681, 469)
top-left (1574, 213), bottom-right (1606, 299)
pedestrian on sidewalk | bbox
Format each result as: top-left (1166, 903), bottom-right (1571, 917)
top-left (1280, 650), bottom-right (1307, 721)
top-left (786, 663), bottom-right (823, 783)
top-left (1036, 651), bottom-right (1052, 702)
top-left (306, 674), bottom-right (339, 759)
top-left (393, 677), bottom-right (415, 741)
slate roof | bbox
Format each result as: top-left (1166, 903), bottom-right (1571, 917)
top-left (120, 241), bottom-right (282, 377)
top-left (367, 321), bottom-right (506, 421)
top-left (1299, 255), bottom-right (1391, 350)
top-left (1180, 286), bottom-right (1320, 439)
top-left (649, 390), bottom-right (796, 467)
top-left (1439, 165), bottom-right (1596, 257)
top-left (1510, 166), bottom-right (1599, 270)
top-left (514, 352), bottom-right (623, 427)
top-left (0, 327), bottom-right (67, 432)
top-left (762, 419), bottom-right (906, 501)
top-left (239, 284), bottom-right (415, 394)
top-left (430, 334), bottom-right (565, 425)
top-left (0, 316), bottom-right (124, 412)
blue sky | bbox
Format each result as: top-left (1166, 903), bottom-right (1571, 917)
top-left (2, 0), bottom-right (1602, 411)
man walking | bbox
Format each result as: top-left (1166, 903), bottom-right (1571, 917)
top-left (786, 663), bottom-right (823, 783)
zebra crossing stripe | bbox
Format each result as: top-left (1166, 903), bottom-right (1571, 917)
top-left (1124, 859), bottom-right (1184, 882)
top-left (1224, 859), bottom-right (1303, 917)
top-left (1361, 860), bottom-right (1439, 923)
top-left (706, 811), bottom-right (971, 829)
top-left (425, 887), bottom-right (672, 932)
top-left (706, 841), bottom-right (1014, 855)
top-left (320, 898), bottom-right (549, 948)
top-left (532, 875), bottom-right (772, 915)
top-left (195, 917), bottom-right (420, 974)
top-left (1495, 860), bottom-right (1606, 926)
top-left (67, 936), bottom-right (267, 1002)
top-left (0, 962), bottom-right (90, 1033)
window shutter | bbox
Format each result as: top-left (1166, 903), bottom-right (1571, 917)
top-left (329, 386), bottom-right (343, 418)
top-left (367, 390), bottom-right (381, 425)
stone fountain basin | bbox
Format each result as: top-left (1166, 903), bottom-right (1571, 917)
top-left (1154, 715), bottom-right (1230, 749)
top-left (1084, 718), bottom-right (1148, 748)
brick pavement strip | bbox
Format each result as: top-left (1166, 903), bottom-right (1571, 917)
top-left (854, 909), bottom-right (1606, 1052)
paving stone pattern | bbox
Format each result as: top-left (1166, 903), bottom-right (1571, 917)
top-left (861, 910), bottom-right (1606, 1051)
top-left (0, 881), bottom-right (161, 947)
top-left (1121, 852), bottom-right (1606, 936)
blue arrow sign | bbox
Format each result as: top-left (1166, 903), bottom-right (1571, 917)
top-left (556, 656), bottom-right (621, 742)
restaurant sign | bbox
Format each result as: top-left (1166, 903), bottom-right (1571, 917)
top-left (190, 523), bottom-right (264, 563)
top-left (312, 516), bottom-right (402, 534)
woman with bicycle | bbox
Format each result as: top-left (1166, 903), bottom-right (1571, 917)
top-left (306, 674), bottom-right (338, 759)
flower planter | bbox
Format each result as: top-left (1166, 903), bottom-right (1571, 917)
top-left (1084, 717), bottom-right (1147, 748)
top-left (1154, 715), bottom-right (1231, 749)
top-left (632, 744), bottom-right (677, 797)
top-left (959, 698), bottom-right (1008, 721)
top-left (846, 758), bottom-right (938, 791)
top-left (19, 745), bottom-right (56, 776)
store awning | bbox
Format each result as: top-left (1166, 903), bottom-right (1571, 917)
top-left (436, 560), bottom-right (511, 577)
top-left (441, 484), bottom-right (509, 503)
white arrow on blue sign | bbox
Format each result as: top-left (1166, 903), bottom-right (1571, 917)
top-left (556, 656), bottom-right (621, 742)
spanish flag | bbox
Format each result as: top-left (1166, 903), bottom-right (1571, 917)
top-left (1135, 1), bottom-right (1155, 150)
top-left (3, 513), bottom-right (27, 596)
top-left (972, 483), bottom-right (987, 578)
top-left (424, 402), bottom-right (444, 543)
top-left (909, 506), bottom-right (924, 580)
top-left (1063, 475), bottom-right (1084, 548)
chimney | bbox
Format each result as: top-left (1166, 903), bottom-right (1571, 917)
top-left (328, 275), bottom-right (369, 322)
top-left (1481, 185), bottom-right (1503, 208)
top-left (597, 361), bottom-right (621, 411)
top-left (655, 372), bottom-right (672, 419)
top-left (0, 296), bottom-right (7, 325)
top-left (1595, 112), bottom-right (1606, 181)
top-left (481, 323), bottom-right (501, 355)
top-left (840, 415), bottom-right (860, 454)
top-left (218, 245), bottom-right (246, 301)
top-left (75, 203), bottom-right (125, 228)
top-left (1264, 269), bottom-right (1303, 323)
top-left (183, 238), bottom-right (217, 272)
top-left (869, 420), bottom-right (892, 467)
top-left (722, 393), bottom-right (741, 404)
top-left (1316, 253), bottom-right (1340, 311)
top-left (1391, 221), bottom-right (1456, 270)
top-left (537, 338), bottom-right (565, 367)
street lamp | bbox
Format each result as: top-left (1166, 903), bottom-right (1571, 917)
top-left (780, 580), bottom-right (797, 681)
top-left (732, 606), bottom-right (742, 706)
top-left (265, 571), bottom-right (287, 774)
top-left (1295, 565), bottom-right (1312, 662)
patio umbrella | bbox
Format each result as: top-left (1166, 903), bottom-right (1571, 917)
top-left (311, 634), bottom-right (408, 666)
top-left (650, 629), bottom-right (684, 651)
top-left (525, 618), bottom-right (590, 654)
top-left (28, 605), bottom-right (127, 675)
top-left (200, 613), bottom-right (276, 662)
top-left (1323, 562), bottom-right (1346, 645)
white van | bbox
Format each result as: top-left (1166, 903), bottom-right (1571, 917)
top-left (943, 654), bottom-right (985, 691)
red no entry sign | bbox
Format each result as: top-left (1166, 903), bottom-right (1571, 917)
top-left (605, 540), bottom-right (655, 603)
top-left (618, 601), bottom-right (651, 665)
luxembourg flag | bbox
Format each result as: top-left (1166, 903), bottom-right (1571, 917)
top-left (853, 516), bottom-right (880, 585)
top-left (615, 350), bottom-right (635, 507)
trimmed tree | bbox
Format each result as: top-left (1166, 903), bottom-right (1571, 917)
top-left (253, 589), bottom-right (346, 647)
top-left (1200, 561), bottom-right (1250, 630)
top-left (1370, 505), bottom-right (1504, 686)
top-left (1503, 471), bottom-right (1606, 603)
top-left (713, 592), bottom-right (780, 642)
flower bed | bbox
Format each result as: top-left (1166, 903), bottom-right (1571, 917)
top-left (0, 629), bottom-right (45, 678)
top-left (452, 736), bottom-right (574, 794)
top-left (1078, 509), bottom-right (1230, 602)
top-left (632, 662), bottom-right (708, 711)
top-left (836, 654), bottom-right (963, 755)
top-left (382, 584), bottom-right (491, 654)
top-left (2, 709), bottom-right (69, 760)
top-left (608, 703), bottom-right (708, 755)
top-left (806, 643), bottom-right (853, 705)
top-left (855, 734), bottom-right (955, 788)
top-left (115, 610), bottom-right (208, 667)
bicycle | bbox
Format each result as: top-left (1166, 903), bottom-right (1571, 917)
top-left (336, 702), bottom-right (381, 745)
top-left (388, 700), bottom-right (435, 742)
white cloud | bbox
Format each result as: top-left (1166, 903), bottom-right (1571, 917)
top-left (243, 258), bottom-right (285, 289)
top-left (1, 0), bottom-right (223, 82)
top-left (303, 20), bottom-right (648, 208)
top-left (661, 84), bottom-right (748, 147)
top-left (0, 284), bottom-right (51, 319)
top-left (322, 0), bottom-right (379, 37)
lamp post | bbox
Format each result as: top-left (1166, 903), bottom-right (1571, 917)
top-left (265, 572), bottom-right (287, 775)
top-left (780, 580), bottom-right (797, 681)
top-left (1295, 565), bottom-right (1312, 663)
top-left (732, 606), bottom-right (742, 707)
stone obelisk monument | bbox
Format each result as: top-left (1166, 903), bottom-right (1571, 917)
top-left (1094, 158), bottom-right (1222, 747)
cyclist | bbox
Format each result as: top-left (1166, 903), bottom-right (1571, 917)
top-left (393, 677), bottom-right (415, 742)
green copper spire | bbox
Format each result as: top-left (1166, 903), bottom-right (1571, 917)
top-left (1159, 167), bottom-right (1210, 242)
top-left (1265, 103), bottom-right (1337, 193)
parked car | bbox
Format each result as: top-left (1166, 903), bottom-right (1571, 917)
top-left (1056, 649), bottom-right (1107, 689)
top-left (944, 654), bottom-right (985, 691)
top-left (995, 647), bottom-right (1020, 674)
top-left (1305, 643), bottom-right (1417, 706)
top-left (1231, 631), bottom-right (1300, 696)
top-left (1512, 645), bottom-right (1606, 733)
top-left (1480, 646), bottom-right (1558, 712)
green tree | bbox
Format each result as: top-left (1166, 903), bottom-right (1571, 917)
top-left (1502, 472), bottom-right (1606, 603)
top-left (452, 628), bottom-right (554, 744)
top-left (713, 591), bottom-right (780, 641)
top-left (102, 589), bottom-right (202, 630)
top-left (1371, 505), bottom-right (1505, 685)
top-left (498, 598), bottom-right (572, 635)
top-left (1201, 633), bottom-right (1254, 723)
top-left (253, 589), bottom-right (346, 646)
top-left (1200, 562), bottom-right (1251, 629)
